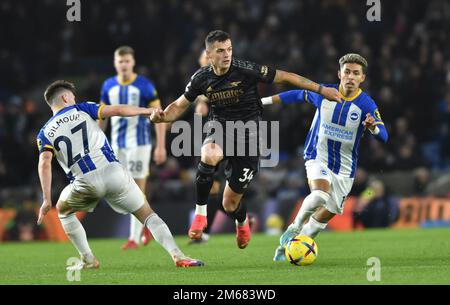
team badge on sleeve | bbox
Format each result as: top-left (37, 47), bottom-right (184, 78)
top-left (260, 65), bottom-right (268, 77)
top-left (374, 109), bottom-right (382, 121)
top-left (37, 138), bottom-right (43, 151)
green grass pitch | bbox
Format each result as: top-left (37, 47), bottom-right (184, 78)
top-left (0, 228), bottom-right (449, 285)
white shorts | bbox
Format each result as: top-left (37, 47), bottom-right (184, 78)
top-left (305, 159), bottom-right (354, 214)
top-left (59, 162), bottom-right (145, 214)
top-left (113, 145), bottom-right (152, 179)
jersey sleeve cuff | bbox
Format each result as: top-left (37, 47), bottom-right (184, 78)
top-left (183, 93), bottom-right (196, 103)
top-left (267, 67), bottom-right (276, 83)
top-left (97, 104), bottom-right (105, 120)
top-left (40, 145), bottom-right (55, 154)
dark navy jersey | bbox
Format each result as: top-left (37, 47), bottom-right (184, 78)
top-left (184, 58), bottom-right (276, 122)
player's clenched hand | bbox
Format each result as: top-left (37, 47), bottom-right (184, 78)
top-left (362, 113), bottom-right (376, 131)
top-left (150, 108), bottom-right (165, 123)
top-left (37, 200), bottom-right (52, 225)
top-left (321, 87), bottom-right (342, 103)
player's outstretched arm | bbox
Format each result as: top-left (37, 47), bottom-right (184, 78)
top-left (273, 70), bottom-right (341, 103)
top-left (99, 104), bottom-right (155, 119)
top-left (262, 90), bottom-right (308, 106)
top-left (150, 95), bottom-right (190, 123)
top-left (37, 151), bottom-right (53, 225)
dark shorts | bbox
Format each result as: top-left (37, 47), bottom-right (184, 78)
top-left (223, 155), bottom-right (259, 194)
top-left (203, 119), bottom-right (260, 194)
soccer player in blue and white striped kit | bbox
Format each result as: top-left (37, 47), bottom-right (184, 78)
top-left (100, 46), bottom-right (167, 250)
top-left (262, 53), bottom-right (389, 261)
top-left (37, 80), bottom-right (203, 268)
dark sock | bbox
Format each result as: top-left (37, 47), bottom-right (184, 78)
top-left (205, 193), bottom-right (220, 234)
top-left (196, 161), bottom-right (216, 206)
top-left (228, 202), bottom-right (247, 224)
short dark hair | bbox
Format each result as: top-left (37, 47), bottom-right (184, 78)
top-left (44, 80), bottom-right (76, 105)
top-left (205, 30), bottom-right (231, 48)
top-left (114, 45), bottom-right (135, 57)
top-left (339, 53), bottom-right (368, 73)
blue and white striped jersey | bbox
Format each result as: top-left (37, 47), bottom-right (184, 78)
top-left (100, 74), bottom-right (158, 149)
top-left (36, 102), bottom-right (117, 181)
top-left (280, 84), bottom-right (387, 178)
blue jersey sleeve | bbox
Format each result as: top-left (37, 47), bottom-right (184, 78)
top-left (279, 90), bottom-right (322, 108)
top-left (146, 82), bottom-right (158, 102)
top-left (143, 80), bottom-right (159, 106)
top-left (373, 124), bottom-right (388, 143)
top-left (36, 130), bottom-right (54, 154)
top-left (75, 102), bottom-right (102, 120)
top-left (100, 81), bottom-right (110, 105)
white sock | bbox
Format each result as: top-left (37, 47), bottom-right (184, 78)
top-left (144, 213), bottom-right (183, 258)
top-left (292, 190), bottom-right (330, 230)
top-left (195, 204), bottom-right (207, 216)
top-left (300, 216), bottom-right (328, 239)
top-left (236, 217), bottom-right (247, 227)
top-left (59, 213), bottom-right (94, 263)
top-left (129, 215), bottom-right (144, 244)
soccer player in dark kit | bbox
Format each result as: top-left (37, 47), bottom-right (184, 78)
top-left (151, 30), bottom-right (341, 250)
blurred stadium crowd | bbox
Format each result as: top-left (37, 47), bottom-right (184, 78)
top-left (0, 0), bottom-right (449, 239)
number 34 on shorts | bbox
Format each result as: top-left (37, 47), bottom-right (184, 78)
top-left (239, 168), bottom-right (254, 182)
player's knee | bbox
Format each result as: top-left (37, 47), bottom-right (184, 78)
top-left (313, 207), bottom-right (335, 223)
top-left (222, 203), bottom-right (235, 213)
top-left (56, 201), bottom-right (70, 215)
top-left (201, 154), bottom-right (221, 166)
top-left (222, 196), bottom-right (240, 213)
top-left (133, 202), bottom-right (153, 223)
top-left (310, 190), bottom-right (330, 205)
top-left (201, 145), bottom-right (223, 165)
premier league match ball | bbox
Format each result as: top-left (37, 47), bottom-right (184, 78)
top-left (285, 235), bottom-right (318, 266)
